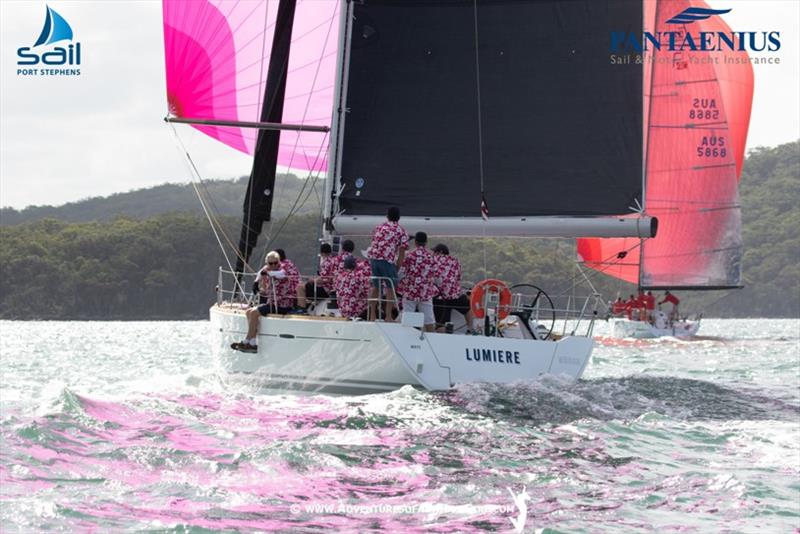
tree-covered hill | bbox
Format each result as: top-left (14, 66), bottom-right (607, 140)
top-left (0, 141), bottom-right (797, 319)
top-left (0, 214), bottom-right (320, 320)
top-left (0, 173), bottom-right (317, 226)
top-left (723, 141), bottom-right (800, 316)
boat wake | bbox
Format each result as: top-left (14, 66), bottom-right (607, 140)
top-left (442, 376), bottom-right (800, 426)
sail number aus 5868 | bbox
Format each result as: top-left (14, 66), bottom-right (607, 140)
top-left (697, 136), bottom-right (727, 158)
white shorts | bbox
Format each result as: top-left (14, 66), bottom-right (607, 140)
top-left (402, 298), bottom-right (435, 325)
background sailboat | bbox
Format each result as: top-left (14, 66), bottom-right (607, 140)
top-left (577, 0), bottom-right (754, 338)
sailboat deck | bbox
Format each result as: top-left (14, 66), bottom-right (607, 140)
top-left (214, 302), bottom-right (350, 322)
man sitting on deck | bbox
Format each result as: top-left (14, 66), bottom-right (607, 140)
top-left (610, 297), bottom-right (626, 317)
top-left (319, 240), bottom-right (358, 299)
top-left (231, 251), bottom-right (296, 353)
top-left (624, 294), bottom-right (637, 320)
top-left (303, 243), bottom-right (332, 308)
top-left (334, 255), bottom-right (371, 320)
top-left (431, 243), bottom-right (473, 333)
top-left (275, 248), bottom-right (304, 310)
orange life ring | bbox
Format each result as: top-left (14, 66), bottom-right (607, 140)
top-left (470, 278), bottom-right (513, 320)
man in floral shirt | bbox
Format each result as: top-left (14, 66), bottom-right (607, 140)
top-left (275, 248), bottom-right (303, 309)
top-left (319, 239), bottom-right (357, 293)
top-left (432, 243), bottom-right (473, 333)
top-left (399, 231), bottom-right (437, 332)
top-left (302, 243), bottom-right (332, 308)
top-left (232, 250), bottom-right (294, 353)
top-left (367, 207), bottom-right (408, 321)
top-left (334, 255), bottom-right (371, 319)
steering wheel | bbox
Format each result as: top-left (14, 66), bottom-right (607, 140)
top-left (509, 284), bottom-right (556, 340)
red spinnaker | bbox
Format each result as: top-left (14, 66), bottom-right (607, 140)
top-left (577, 0), bottom-right (754, 289)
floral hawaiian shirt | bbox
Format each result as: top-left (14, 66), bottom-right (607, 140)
top-left (334, 266), bottom-right (370, 318)
top-left (367, 221), bottom-right (408, 263)
top-left (399, 246), bottom-right (437, 301)
top-left (257, 260), bottom-right (300, 309)
top-left (434, 254), bottom-right (463, 300)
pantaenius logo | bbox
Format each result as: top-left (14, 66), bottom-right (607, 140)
top-left (610, 7), bottom-right (781, 53)
top-left (17, 4), bottom-right (81, 76)
top-left (666, 7), bottom-right (732, 25)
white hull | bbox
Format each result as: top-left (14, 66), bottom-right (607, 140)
top-left (210, 305), bottom-right (593, 395)
top-left (610, 317), bottom-right (700, 339)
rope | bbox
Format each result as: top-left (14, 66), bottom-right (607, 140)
top-left (168, 123), bottom-right (248, 298)
top-left (263, 131), bottom-right (331, 253)
top-left (472, 0), bottom-right (488, 278)
top-left (246, 0), bottom-right (272, 268)
top-left (553, 240), bottom-right (644, 298)
top-left (267, 6), bottom-right (338, 242)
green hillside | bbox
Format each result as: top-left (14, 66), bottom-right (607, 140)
top-left (0, 173), bottom-right (317, 225)
top-left (0, 141), bottom-right (797, 319)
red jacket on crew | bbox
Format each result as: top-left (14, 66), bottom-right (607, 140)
top-left (660, 293), bottom-right (680, 306)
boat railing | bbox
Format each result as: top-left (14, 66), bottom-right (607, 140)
top-left (215, 268), bottom-right (603, 336)
top-left (215, 267), bottom-right (401, 314)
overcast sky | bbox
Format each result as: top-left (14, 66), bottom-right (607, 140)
top-left (1, 0), bottom-right (798, 209)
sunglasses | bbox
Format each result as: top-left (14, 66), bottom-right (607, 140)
top-left (267, 261), bottom-right (280, 266)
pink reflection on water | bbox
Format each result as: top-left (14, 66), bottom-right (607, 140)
top-left (3, 391), bottom-right (482, 530)
top-left (5, 386), bottom-right (758, 532)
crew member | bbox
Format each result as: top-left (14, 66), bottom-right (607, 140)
top-left (334, 255), bottom-right (371, 319)
top-left (659, 290), bottom-right (680, 321)
top-left (611, 297), bottom-right (626, 317)
top-left (431, 243), bottom-right (473, 333)
top-left (644, 290), bottom-right (656, 322)
top-left (398, 231), bottom-right (437, 332)
top-left (624, 294), bottom-right (636, 320)
top-left (275, 248), bottom-right (303, 311)
top-left (367, 206), bottom-right (408, 321)
top-left (232, 251), bottom-right (293, 353)
top-left (304, 243), bottom-right (332, 308)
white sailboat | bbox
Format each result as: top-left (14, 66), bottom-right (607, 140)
top-left (163, 0), bottom-right (655, 393)
top-left (577, 0), bottom-right (754, 339)
top-left (609, 314), bottom-right (701, 339)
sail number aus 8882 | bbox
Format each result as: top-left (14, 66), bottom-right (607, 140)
top-left (697, 136), bottom-right (727, 158)
top-left (689, 98), bottom-right (719, 120)
top-left (689, 108), bottom-right (719, 120)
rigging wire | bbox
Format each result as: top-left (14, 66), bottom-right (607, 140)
top-left (245, 0), bottom-right (273, 273)
top-left (553, 240), bottom-right (644, 298)
top-left (266, 4), bottom-right (339, 246)
top-left (168, 123), bottom-right (248, 297)
top-left (472, 0), bottom-right (489, 278)
top-left (262, 132), bottom-right (331, 253)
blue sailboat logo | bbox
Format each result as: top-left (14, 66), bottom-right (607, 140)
top-left (666, 7), bottom-right (732, 25)
top-left (33, 5), bottom-right (73, 47)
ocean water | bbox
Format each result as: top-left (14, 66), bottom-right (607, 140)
top-left (1, 319), bottom-right (798, 533)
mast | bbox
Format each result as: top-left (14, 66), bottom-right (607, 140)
top-left (637, 0), bottom-right (654, 291)
top-left (234, 0), bottom-right (298, 275)
top-left (322, 0), bottom-right (354, 243)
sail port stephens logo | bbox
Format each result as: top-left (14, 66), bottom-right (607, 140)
top-left (17, 4), bottom-right (81, 76)
top-left (609, 7), bottom-right (781, 66)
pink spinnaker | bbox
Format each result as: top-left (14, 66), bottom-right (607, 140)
top-left (162, 0), bottom-right (340, 172)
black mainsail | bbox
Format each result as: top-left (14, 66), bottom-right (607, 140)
top-left (333, 0), bottom-right (645, 234)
